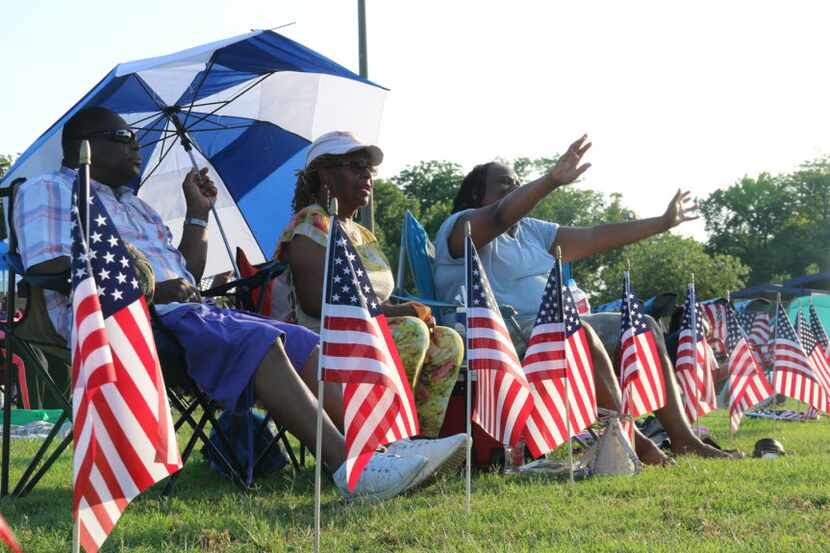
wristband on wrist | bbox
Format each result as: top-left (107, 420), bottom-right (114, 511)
top-left (185, 216), bottom-right (209, 228)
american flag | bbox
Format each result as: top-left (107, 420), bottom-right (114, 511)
top-left (795, 310), bottom-right (830, 412)
top-left (808, 304), bottom-right (830, 396)
top-left (71, 191), bottom-right (181, 553)
top-left (674, 284), bottom-right (716, 421)
top-left (521, 258), bottom-right (595, 458)
top-left (465, 235), bottom-right (534, 448)
top-left (618, 272), bottom-right (665, 442)
top-left (772, 302), bottom-right (828, 413)
top-left (736, 310), bottom-right (768, 368)
top-left (806, 304), bottom-right (830, 416)
top-left (701, 300), bottom-right (728, 355)
top-left (725, 305), bottom-right (772, 432)
top-left (319, 219), bottom-right (418, 492)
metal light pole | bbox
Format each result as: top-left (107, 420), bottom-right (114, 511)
top-left (357, 0), bottom-right (375, 232)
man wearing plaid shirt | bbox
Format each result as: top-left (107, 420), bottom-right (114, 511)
top-left (12, 106), bottom-right (460, 501)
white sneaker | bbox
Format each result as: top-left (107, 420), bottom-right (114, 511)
top-left (333, 452), bottom-right (426, 503)
top-left (386, 434), bottom-right (467, 490)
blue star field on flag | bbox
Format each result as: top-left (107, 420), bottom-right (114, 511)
top-left (466, 244), bottom-right (499, 311)
top-left (533, 260), bottom-right (584, 339)
top-left (620, 273), bottom-right (649, 338)
top-left (679, 288), bottom-right (706, 342)
top-left (71, 192), bottom-right (142, 316)
top-left (774, 302), bottom-right (801, 347)
top-left (324, 220), bottom-right (381, 315)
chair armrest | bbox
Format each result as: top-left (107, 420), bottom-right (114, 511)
top-left (389, 294), bottom-right (460, 310)
top-left (202, 260), bottom-right (286, 298)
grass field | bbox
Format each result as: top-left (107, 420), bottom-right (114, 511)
top-left (3, 405), bottom-right (830, 552)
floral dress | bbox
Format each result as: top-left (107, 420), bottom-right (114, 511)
top-left (274, 204), bottom-right (462, 436)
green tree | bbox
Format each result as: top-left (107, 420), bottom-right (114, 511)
top-left (392, 160), bottom-right (464, 215)
top-left (700, 157), bottom-right (830, 286)
top-left (0, 154), bottom-right (14, 177)
top-left (596, 233), bottom-right (749, 305)
top-left (371, 178), bottom-right (420, 270)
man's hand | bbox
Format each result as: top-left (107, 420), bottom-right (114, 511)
top-left (545, 135), bottom-right (592, 189)
top-left (662, 189), bottom-right (700, 229)
top-left (153, 278), bottom-right (202, 305)
top-left (182, 167), bottom-right (217, 218)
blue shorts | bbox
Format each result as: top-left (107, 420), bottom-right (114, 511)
top-left (157, 304), bottom-right (319, 411)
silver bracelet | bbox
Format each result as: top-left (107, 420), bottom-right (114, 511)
top-left (185, 216), bottom-right (209, 228)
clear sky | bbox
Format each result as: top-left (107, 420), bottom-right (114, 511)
top-left (2, 1), bottom-right (829, 240)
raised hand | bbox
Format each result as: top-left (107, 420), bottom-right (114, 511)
top-left (662, 189), bottom-right (700, 229)
top-left (182, 167), bottom-right (218, 217)
top-left (546, 135), bottom-right (592, 189)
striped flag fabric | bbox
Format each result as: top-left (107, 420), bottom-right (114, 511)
top-left (521, 257), bottom-right (596, 458)
top-left (674, 284), bottom-right (716, 421)
top-left (736, 311), bottom-right (768, 368)
top-left (725, 305), bottom-right (773, 432)
top-left (465, 235), bottom-right (534, 448)
top-left (772, 302), bottom-right (828, 414)
top-left (808, 304), bottom-right (830, 406)
top-left (797, 310), bottom-right (830, 416)
top-left (750, 313), bottom-right (773, 368)
top-left (0, 514), bottom-right (22, 553)
top-left (618, 272), bottom-right (666, 442)
top-left (319, 219), bottom-right (418, 492)
top-left (70, 192), bottom-right (181, 553)
top-left (701, 300), bottom-right (728, 355)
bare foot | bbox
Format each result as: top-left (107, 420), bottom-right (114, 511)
top-left (635, 434), bottom-right (673, 466)
top-left (671, 437), bottom-right (743, 459)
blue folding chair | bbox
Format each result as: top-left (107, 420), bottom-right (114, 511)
top-left (392, 211), bottom-right (574, 345)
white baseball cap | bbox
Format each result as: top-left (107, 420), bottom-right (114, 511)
top-left (305, 131), bottom-right (384, 169)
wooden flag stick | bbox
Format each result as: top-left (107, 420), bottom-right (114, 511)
top-left (314, 198), bottom-right (338, 553)
top-left (691, 273), bottom-right (700, 436)
top-left (771, 293), bottom-right (781, 438)
top-left (464, 220), bottom-right (473, 514)
top-left (557, 246), bottom-right (574, 484)
top-left (72, 518), bottom-right (80, 553)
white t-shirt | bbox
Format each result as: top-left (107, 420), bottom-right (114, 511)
top-left (433, 210), bottom-right (559, 324)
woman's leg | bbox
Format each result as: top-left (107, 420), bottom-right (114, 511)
top-left (254, 340), bottom-right (346, 470)
top-left (646, 320), bottom-right (733, 458)
top-left (582, 322), bottom-right (670, 465)
top-left (413, 326), bottom-right (464, 437)
top-left (297, 346), bottom-right (346, 432)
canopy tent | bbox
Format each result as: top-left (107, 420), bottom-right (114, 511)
top-left (0, 31), bottom-right (387, 277)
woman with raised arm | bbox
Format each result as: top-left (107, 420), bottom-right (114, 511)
top-left (273, 131), bottom-right (463, 439)
top-left (433, 135), bottom-right (736, 463)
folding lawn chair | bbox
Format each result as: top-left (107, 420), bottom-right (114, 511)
top-left (1, 178), bottom-right (74, 498)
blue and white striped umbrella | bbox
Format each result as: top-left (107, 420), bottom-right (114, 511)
top-left (2, 30), bottom-right (387, 276)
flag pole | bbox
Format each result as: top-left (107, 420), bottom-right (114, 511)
top-left (464, 221), bottom-right (472, 514)
top-left (72, 140), bottom-right (91, 553)
top-left (314, 198), bottom-right (338, 553)
top-left (771, 293), bottom-right (781, 438)
top-left (691, 273), bottom-right (700, 436)
top-left (725, 290), bottom-right (738, 441)
top-left (72, 518), bottom-right (80, 553)
top-left (556, 247), bottom-right (574, 483)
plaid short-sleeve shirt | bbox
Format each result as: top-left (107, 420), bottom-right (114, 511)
top-left (14, 167), bottom-right (195, 340)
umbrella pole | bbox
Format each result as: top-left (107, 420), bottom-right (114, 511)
top-left (168, 111), bottom-right (240, 279)
top-left (181, 148), bottom-right (240, 279)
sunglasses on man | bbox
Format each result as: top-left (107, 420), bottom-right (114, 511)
top-left (71, 128), bottom-right (138, 145)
